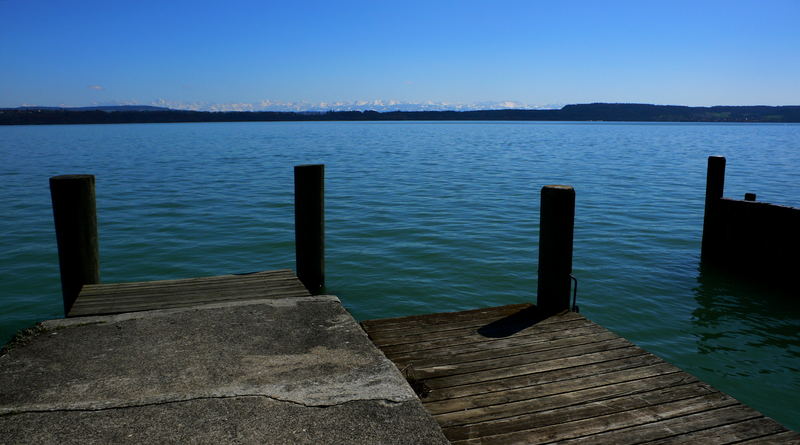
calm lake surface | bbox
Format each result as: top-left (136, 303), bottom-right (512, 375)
top-left (1, 121), bottom-right (799, 428)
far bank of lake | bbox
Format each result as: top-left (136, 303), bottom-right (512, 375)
top-left (3, 103), bottom-right (800, 125)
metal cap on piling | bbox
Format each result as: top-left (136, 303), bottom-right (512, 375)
top-left (537, 185), bottom-right (575, 315)
top-left (49, 174), bottom-right (100, 315)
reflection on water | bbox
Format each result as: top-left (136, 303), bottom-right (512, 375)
top-left (694, 263), bottom-right (800, 358)
top-left (692, 262), bottom-right (800, 425)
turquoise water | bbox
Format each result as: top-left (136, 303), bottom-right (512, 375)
top-left (1, 121), bottom-right (799, 428)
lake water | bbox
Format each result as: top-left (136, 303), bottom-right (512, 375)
top-left (1, 121), bottom-right (799, 428)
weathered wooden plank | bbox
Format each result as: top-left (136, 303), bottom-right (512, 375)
top-left (367, 313), bottom-right (586, 347)
top-left (735, 430), bottom-right (800, 444)
top-left (75, 285), bottom-right (308, 306)
top-left (362, 305), bottom-right (534, 336)
top-left (434, 372), bottom-right (701, 428)
top-left (441, 381), bottom-right (716, 441)
top-left (361, 303), bottom-right (532, 331)
top-left (424, 345), bottom-right (648, 390)
top-left (74, 280), bottom-right (307, 304)
top-left (79, 284), bottom-right (309, 303)
top-left (363, 308), bottom-right (583, 339)
top-left (68, 269), bottom-right (311, 317)
top-left (72, 290), bottom-right (310, 312)
top-left (78, 275), bottom-right (304, 299)
top-left (412, 337), bottom-right (631, 380)
top-left (641, 417), bottom-right (789, 444)
top-left (425, 362), bottom-right (684, 415)
top-left (78, 287), bottom-right (307, 306)
top-left (386, 325), bottom-right (616, 366)
top-left (553, 404), bottom-right (767, 445)
top-left (69, 289), bottom-right (312, 316)
top-left (401, 330), bottom-right (619, 370)
top-left (377, 317), bottom-right (595, 354)
top-left (80, 278), bottom-right (306, 299)
top-left (75, 283), bottom-right (308, 304)
top-left (366, 306), bottom-right (581, 333)
top-left (79, 269), bottom-right (295, 293)
top-left (451, 393), bottom-right (739, 444)
top-left (81, 271), bottom-right (301, 290)
top-left (423, 353), bottom-right (663, 403)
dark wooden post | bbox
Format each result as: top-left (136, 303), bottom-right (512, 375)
top-left (537, 185), bottom-right (575, 315)
top-left (701, 156), bottom-right (726, 261)
top-left (744, 193), bottom-right (756, 202)
top-left (294, 164), bottom-right (324, 293)
top-left (49, 175), bottom-right (100, 315)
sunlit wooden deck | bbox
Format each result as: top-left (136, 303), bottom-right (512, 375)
top-left (68, 269), bottom-right (310, 317)
top-left (363, 304), bottom-right (799, 444)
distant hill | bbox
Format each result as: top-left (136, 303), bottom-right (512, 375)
top-left (2, 103), bottom-right (799, 125)
top-left (556, 103), bottom-right (800, 122)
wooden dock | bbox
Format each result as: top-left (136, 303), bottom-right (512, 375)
top-left (363, 303), bottom-right (799, 444)
top-left (68, 269), bottom-right (310, 317)
top-left (46, 171), bottom-right (799, 443)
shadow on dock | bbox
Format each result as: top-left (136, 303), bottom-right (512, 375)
top-left (476, 305), bottom-right (548, 338)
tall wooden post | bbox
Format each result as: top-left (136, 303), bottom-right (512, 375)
top-left (701, 156), bottom-right (726, 261)
top-left (537, 185), bottom-right (575, 315)
top-left (49, 175), bottom-right (100, 315)
top-left (294, 164), bottom-right (324, 293)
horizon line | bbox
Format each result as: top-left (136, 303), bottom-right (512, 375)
top-left (6, 101), bottom-right (800, 113)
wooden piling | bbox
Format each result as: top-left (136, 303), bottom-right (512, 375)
top-left (537, 185), bottom-right (575, 315)
top-left (294, 164), bottom-right (324, 293)
top-left (701, 156), bottom-right (726, 261)
top-left (744, 192), bottom-right (757, 202)
top-left (49, 174), bottom-right (100, 315)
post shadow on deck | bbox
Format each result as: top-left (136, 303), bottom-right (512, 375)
top-left (481, 184), bottom-right (577, 337)
top-left (294, 164), bottom-right (324, 293)
top-left (537, 185), bottom-right (576, 316)
top-left (49, 175), bottom-right (100, 315)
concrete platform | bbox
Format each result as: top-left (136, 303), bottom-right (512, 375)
top-left (0, 296), bottom-right (448, 444)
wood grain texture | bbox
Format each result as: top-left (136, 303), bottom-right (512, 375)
top-left (363, 304), bottom-right (797, 444)
top-left (68, 269), bottom-right (310, 317)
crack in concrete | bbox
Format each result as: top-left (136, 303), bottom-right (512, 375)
top-left (0, 393), bottom-right (408, 417)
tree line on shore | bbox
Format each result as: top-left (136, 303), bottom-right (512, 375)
top-left (2, 103), bottom-right (799, 125)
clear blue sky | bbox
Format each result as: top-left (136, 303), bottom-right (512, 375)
top-left (1, 0), bottom-right (798, 109)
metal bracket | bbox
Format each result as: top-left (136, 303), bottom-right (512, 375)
top-left (570, 274), bottom-right (579, 313)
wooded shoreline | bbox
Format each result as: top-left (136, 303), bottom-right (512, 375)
top-left (3, 103), bottom-right (800, 125)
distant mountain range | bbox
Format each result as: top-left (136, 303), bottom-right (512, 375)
top-left (147, 100), bottom-right (560, 112)
top-left (13, 105), bottom-right (171, 112)
top-left (2, 103), bottom-right (799, 125)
